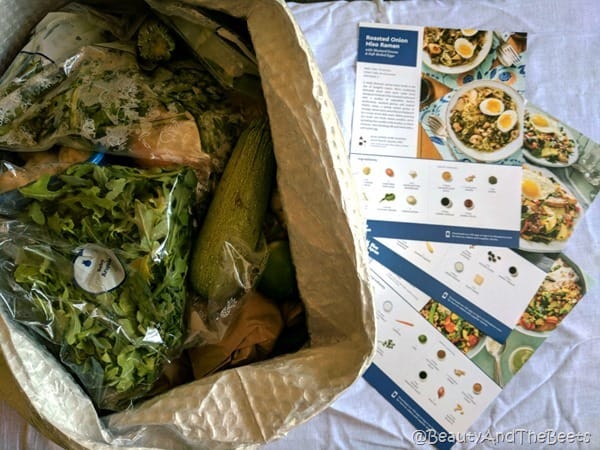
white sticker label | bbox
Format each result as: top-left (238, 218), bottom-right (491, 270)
top-left (73, 244), bottom-right (126, 294)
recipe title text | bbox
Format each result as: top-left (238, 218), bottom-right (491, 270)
top-left (365, 34), bottom-right (409, 49)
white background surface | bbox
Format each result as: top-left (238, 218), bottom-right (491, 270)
top-left (2, 1), bottom-right (599, 449)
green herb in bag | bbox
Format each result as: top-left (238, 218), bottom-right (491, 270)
top-left (0, 162), bottom-right (197, 411)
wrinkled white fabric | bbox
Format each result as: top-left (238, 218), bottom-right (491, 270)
top-left (264, 1), bottom-right (600, 450)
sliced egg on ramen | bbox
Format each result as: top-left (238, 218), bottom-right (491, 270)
top-left (460, 29), bottom-right (478, 37)
top-left (521, 168), bottom-right (556, 200)
top-left (529, 113), bottom-right (557, 134)
top-left (479, 97), bottom-right (505, 116)
top-left (454, 38), bottom-right (475, 59)
top-left (497, 109), bottom-right (518, 132)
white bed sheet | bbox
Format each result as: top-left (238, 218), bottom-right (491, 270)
top-left (1, 1), bottom-right (599, 449)
top-left (266, 1), bottom-right (600, 449)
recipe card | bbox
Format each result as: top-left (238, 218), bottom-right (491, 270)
top-left (351, 23), bottom-right (528, 247)
top-left (366, 237), bottom-right (547, 343)
top-left (363, 262), bottom-right (503, 449)
top-left (363, 108), bottom-right (600, 449)
top-left (354, 21), bottom-right (600, 445)
top-left (364, 248), bottom-right (595, 450)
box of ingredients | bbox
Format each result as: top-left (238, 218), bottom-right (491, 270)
top-left (0, 0), bottom-right (375, 448)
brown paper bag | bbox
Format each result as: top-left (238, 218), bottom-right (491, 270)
top-left (188, 291), bottom-right (284, 379)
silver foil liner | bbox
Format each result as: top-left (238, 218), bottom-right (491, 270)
top-left (0, 0), bottom-right (376, 448)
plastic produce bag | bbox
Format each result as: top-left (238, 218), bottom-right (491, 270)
top-left (0, 146), bottom-right (100, 195)
top-left (0, 163), bottom-right (198, 411)
top-left (143, 0), bottom-right (261, 94)
top-left (0, 3), bottom-right (249, 188)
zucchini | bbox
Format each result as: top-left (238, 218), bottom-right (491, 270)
top-left (190, 118), bottom-right (275, 303)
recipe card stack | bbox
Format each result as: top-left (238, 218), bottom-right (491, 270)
top-left (350, 23), bottom-right (599, 450)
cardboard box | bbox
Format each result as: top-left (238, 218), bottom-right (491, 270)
top-left (0, 1), bottom-right (375, 448)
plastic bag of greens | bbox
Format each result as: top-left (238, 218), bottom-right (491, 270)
top-left (0, 3), bottom-right (253, 186)
top-left (144, 0), bottom-right (261, 95)
top-left (0, 4), bottom-right (138, 100)
top-left (0, 43), bottom-right (210, 167)
top-left (0, 162), bottom-right (197, 411)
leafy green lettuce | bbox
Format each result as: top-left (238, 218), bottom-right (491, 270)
top-left (0, 162), bottom-right (197, 411)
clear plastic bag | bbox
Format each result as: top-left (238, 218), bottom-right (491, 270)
top-left (0, 162), bottom-right (198, 411)
top-left (0, 3), bottom-right (252, 189)
top-left (0, 146), bottom-right (100, 196)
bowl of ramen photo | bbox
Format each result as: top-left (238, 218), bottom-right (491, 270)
top-left (445, 80), bottom-right (524, 162)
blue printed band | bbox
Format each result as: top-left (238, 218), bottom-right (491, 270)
top-left (367, 220), bottom-right (520, 248)
top-left (358, 26), bottom-right (419, 66)
top-left (367, 237), bottom-right (512, 342)
top-left (363, 364), bottom-right (455, 450)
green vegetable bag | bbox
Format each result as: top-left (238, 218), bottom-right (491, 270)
top-left (0, 162), bottom-right (197, 411)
